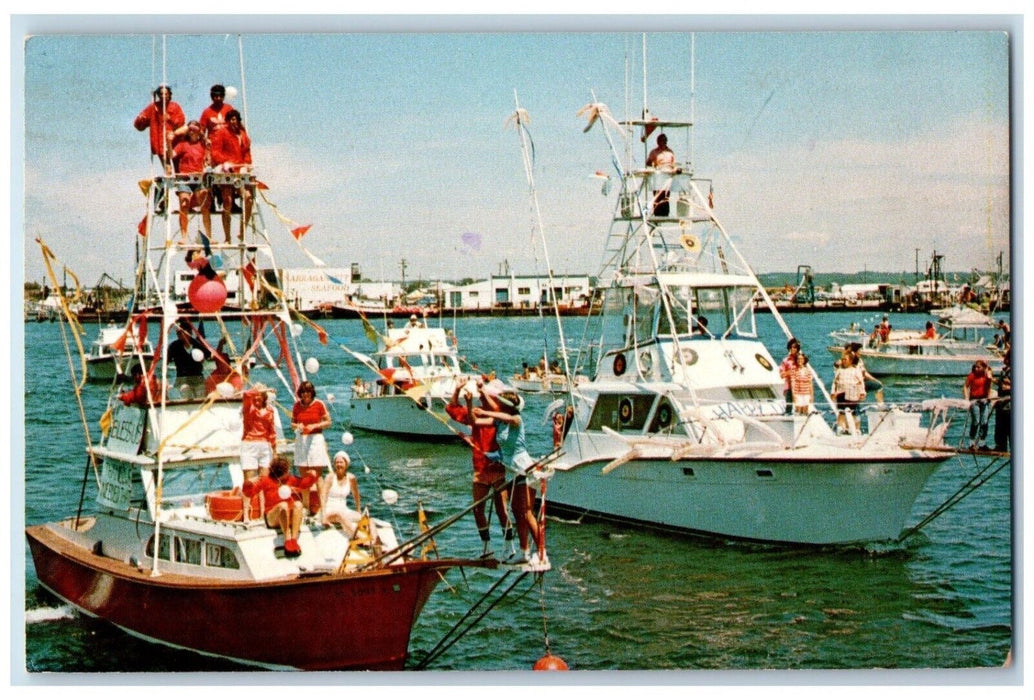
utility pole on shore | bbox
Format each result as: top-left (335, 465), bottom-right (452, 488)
top-left (400, 258), bottom-right (408, 289)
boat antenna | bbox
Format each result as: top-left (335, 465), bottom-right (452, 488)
top-left (690, 32), bottom-right (696, 170)
top-left (642, 33), bottom-right (648, 120)
top-left (237, 34), bottom-right (249, 128)
top-left (508, 91), bottom-right (574, 384)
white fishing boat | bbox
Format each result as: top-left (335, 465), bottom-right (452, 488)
top-left (25, 43), bottom-right (519, 671)
top-left (346, 323), bottom-right (470, 440)
top-left (827, 306), bottom-right (1004, 377)
top-left (511, 370), bottom-right (574, 394)
top-left (85, 322), bottom-right (155, 382)
top-left (541, 40), bottom-right (954, 546)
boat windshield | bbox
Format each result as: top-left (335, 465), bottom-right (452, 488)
top-left (654, 285), bottom-right (757, 339)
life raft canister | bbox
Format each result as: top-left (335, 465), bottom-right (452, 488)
top-left (206, 490), bottom-right (262, 522)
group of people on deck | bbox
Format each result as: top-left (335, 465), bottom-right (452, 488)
top-left (780, 336), bottom-right (881, 433)
top-left (119, 330), bottom-right (366, 559)
top-left (135, 83), bottom-right (253, 243)
top-left (236, 379), bottom-right (364, 559)
top-left (779, 327), bottom-right (1011, 451)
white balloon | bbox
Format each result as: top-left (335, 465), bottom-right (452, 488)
top-left (381, 489), bottom-right (399, 505)
top-left (326, 392), bottom-right (335, 403)
top-left (341, 432), bottom-right (354, 445)
top-left (305, 357), bottom-right (320, 374)
top-left (190, 348), bottom-right (204, 363)
top-left (278, 485), bottom-right (292, 500)
top-left (291, 323), bottom-right (304, 338)
top-left (225, 85), bottom-right (239, 100)
top-left (216, 381), bottom-right (234, 398)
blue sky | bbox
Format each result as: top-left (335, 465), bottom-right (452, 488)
top-left (15, 19), bottom-right (1013, 289)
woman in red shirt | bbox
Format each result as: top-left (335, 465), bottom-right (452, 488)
top-left (291, 380), bottom-right (332, 512)
top-left (241, 384), bottom-right (277, 481)
top-left (963, 360), bottom-right (993, 449)
top-left (242, 457), bottom-right (315, 558)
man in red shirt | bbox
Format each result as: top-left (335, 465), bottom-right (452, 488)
top-left (134, 85), bottom-right (185, 169)
top-left (171, 120), bottom-right (212, 241)
top-left (446, 377), bottom-right (513, 557)
top-left (963, 359), bottom-right (993, 449)
top-left (210, 109), bottom-right (253, 242)
top-left (200, 84), bottom-right (235, 137)
top-left (118, 364), bottom-right (161, 408)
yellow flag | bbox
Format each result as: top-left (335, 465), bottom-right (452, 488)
top-left (137, 179), bottom-right (152, 197)
top-left (361, 315), bottom-right (380, 345)
top-left (99, 406), bottom-right (113, 437)
top-left (418, 501), bottom-right (439, 560)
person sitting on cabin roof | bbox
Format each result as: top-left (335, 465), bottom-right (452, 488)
top-left (922, 321), bottom-right (937, 340)
top-left (119, 364), bottom-right (161, 408)
top-left (320, 451), bottom-right (363, 536)
top-left (406, 314), bottom-right (423, 329)
top-left (242, 457), bottom-right (316, 558)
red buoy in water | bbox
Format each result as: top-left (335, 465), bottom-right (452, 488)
top-left (533, 654), bottom-right (569, 671)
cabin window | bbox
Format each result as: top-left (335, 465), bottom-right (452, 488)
top-left (182, 538), bottom-right (203, 565)
top-left (730, 386), bottom-right (777, 400)
top-left (159, 464), bottom-right (233, 506)
top-left (146, 533), bottom-right (172, 561)
top-left (587, 393), bottom-right (654, 432)
top-left (205, 543), bottom-right (240, 570)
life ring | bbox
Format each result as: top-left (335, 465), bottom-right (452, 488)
top-left (639, 351), bottom-right (653, 374)
top-left (618, 397), bottom-right (633, 424)
top-left (677, 348), bottom-right (698, 366)
top-left (613, 353), bottom-right (627, 376)
top-left (755, 353), bottom-right (773, 370)
top-left (656, 402), bottom-right (673, 428)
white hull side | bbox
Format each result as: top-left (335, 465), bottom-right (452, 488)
top-left (86, 354), bottom-right (153, 381)
top-left (547, 452), bottom-right (940, 545)
top-left (348, 395), bottom-right (468, 439)
top-left (827, 345), bottom-right (1002, 376)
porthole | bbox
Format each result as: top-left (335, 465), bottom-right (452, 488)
top-left (613, 353), bottom-right (627, 376)
top-left (755, 353), bottom-right (773, 370)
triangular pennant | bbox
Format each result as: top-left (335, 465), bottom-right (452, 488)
top-left (291, 224), bottom-right (312, 240)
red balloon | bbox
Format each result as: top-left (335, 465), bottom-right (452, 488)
top-left (188, 275), bottom-right (227, 313)
top-left (533, 654), bottom-right (569, 671)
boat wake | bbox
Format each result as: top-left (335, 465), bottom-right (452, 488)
top-left (25, 604), bottom-right (76, 624)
